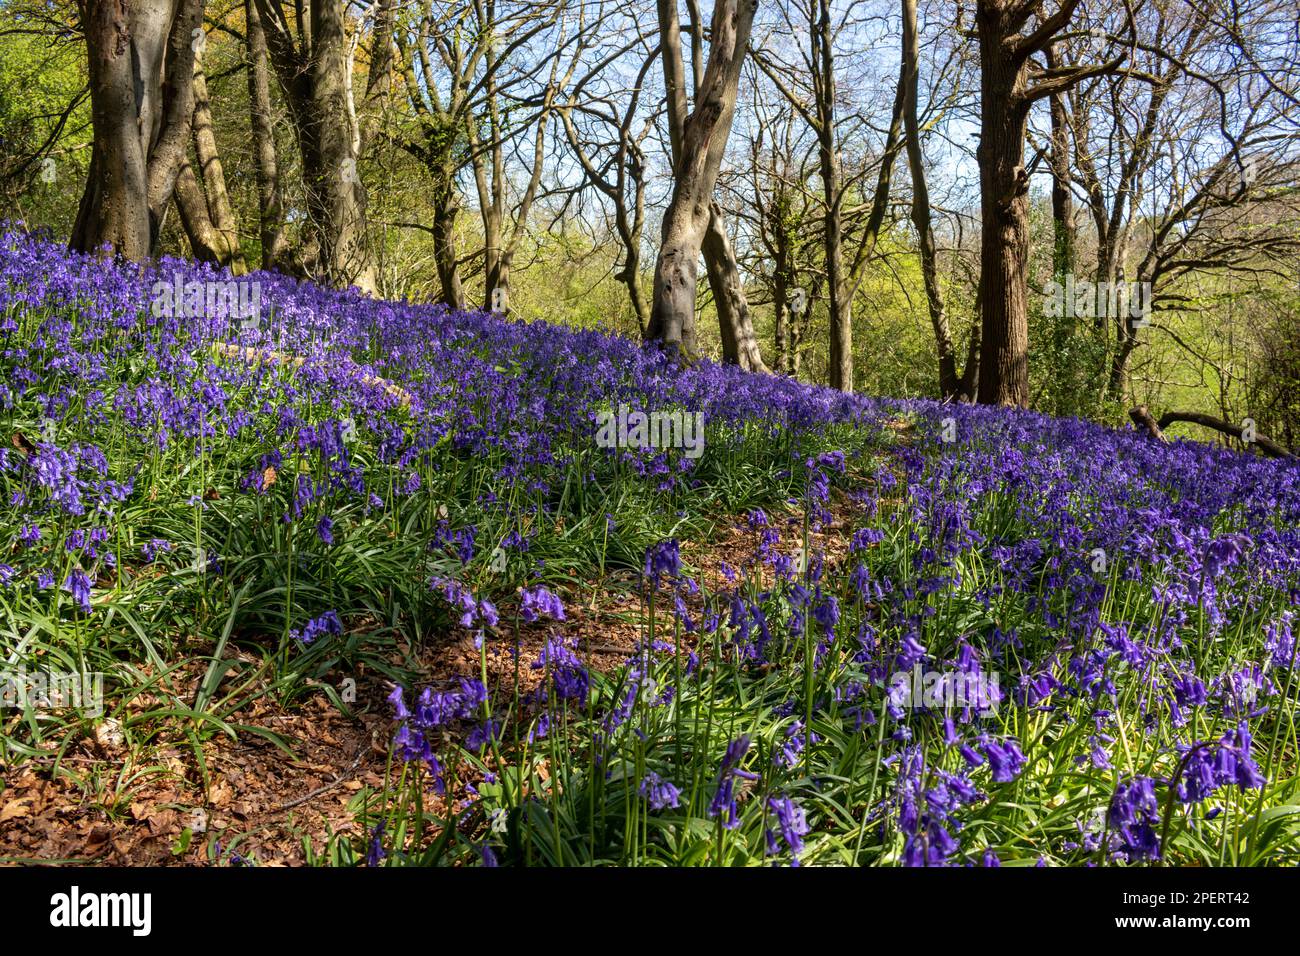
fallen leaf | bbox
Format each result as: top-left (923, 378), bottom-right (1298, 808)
top-left (93, 718), bottom-right (126, 754)
top-left (146, 809), bottom-right (177, 837)
top-left (209, 782), bottom-right (234, 809)
top-left (0, 799), bottom-right (32, 823)
top-left (10, 431), bottom-right (35, 456)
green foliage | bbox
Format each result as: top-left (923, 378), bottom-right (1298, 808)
top-left (0, 9), bottom-right (90, 231)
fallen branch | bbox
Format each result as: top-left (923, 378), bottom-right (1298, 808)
top-left (1128, 405), bottom-right (1167, 443)
top-left (271, 738), bottom-right (373, 813)
top-left (1129, 406), bottom-right (1295, 460)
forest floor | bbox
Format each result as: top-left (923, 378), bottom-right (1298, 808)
top-left (0, 496), bottom-right (862, 865)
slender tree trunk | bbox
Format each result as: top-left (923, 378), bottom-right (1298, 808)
top-left (704, 200), bottom-right (766, 371)
top-left (245, 0), bottom-right (285, 270)
top-left (773, 263), bottom-right (790, 374)
top-left (472, 48), bottom-right (553, 315)
top-left (476, 148), bottom-right (505, 312)
top-left (619, 150), bottom-right (650, 334)
top-left (766, 196), bottom-right (800, 376)
top-left (902, 0), bottom-right (958, 398)
top-left (960, 307), bottom-right (981, 400)
top-left (820, 168), bottom-right (850, 390)
top-left (812, 0), bottom-right (852, 391)
top-left (616, 226), bottom-right (650, 336)
top-left (174, 156), bottom-right (232, 265)
top-left (1046, 46), bottom-right (1075, 280)
top-left (186, 47), bottom-right (245, 270)
top-left (71, 0), bottom-right (206, 259)
top-left (1108, 335), bottom-right (1137, 400)
top-left (431, 173), bottom-right (464, 308)
top-left (704, 211), bottom-right (760, 370)
top-left (309, 0), bottom-right (374, 291)
top-left (487, 248), bottom-right (511, 313)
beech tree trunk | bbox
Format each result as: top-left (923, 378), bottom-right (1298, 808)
top-left (174, 157), bottom-right (240, 268)
top-left (705, 220), bottom-right (759, 369)
top-left (617, 224), bottom-right (650, 336)
top-left (71, 0), bottom-right (206, 259)
top-left (773, 270), bottom-right (791, 375)
top-left (809, 0), bottom-right (853, 390)
top-left (647, 0), bottom-right (757, 359)
top-left (960, 307), bottom-right (982, 400)
top-left (614, 140), bottom-right (651, 334)
top-left (704, 200), bottom-right (766, 371)
top-left (174, 45), bottom-right (246, 271)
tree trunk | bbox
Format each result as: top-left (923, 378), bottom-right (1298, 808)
top-left (812, 0), bottom-right (851, 391)
top-left (704, 200), bottom-right (766, 371)
top-left (618, 153), bottom-right (650, 334)
top-left (959, 307), bottom-right (981, 400)
top-left (649, 224), bottom-right (703, 356)
top-left (616, 218), bottom-right (650, 336)
top-left (431, 175), bottom-right (464, 308)
top-left (1108, 334), bottom-right (1137, 400)
top-left (308, 0), bottom-right (374, 291)
top-left (1131, 407), bottom-right (1295, 459)
top-left (71, 0), bottom-right (206, 259)
top-left (902, 0), bottom-right (958, 398)
top-left (766, 199), bottom-right (800, 376)
top-left (486, 248), bottom-right (511, 313)
top-left (245, 0), bottom-right (285, 270)
top-left (471, 44), bottom-right (552, 316)
top-left (773, 264), bottom-right (790, 375)
top-left (647, 0), bottom-right (757, 359)
top-left (174, 156), bottom-right (233, 265)
top-left (255, 0), bottom-right (376, 291)
top-left (186, 46), bottom-right (245, 271)
top-left (975, 5), bottom-right (1032, 407)
top-left (1044, 44), bottom-right (1075, 280)
top-left (476, 145), bottom-right (505, 312)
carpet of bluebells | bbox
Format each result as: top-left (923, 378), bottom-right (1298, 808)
top-left (2, 231), bottom-right (1299, 867)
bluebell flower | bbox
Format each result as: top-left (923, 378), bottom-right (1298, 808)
top-left (639, 772), bottom-right (682, 810)
top-left (709, 735), bottom-right (758, 829)
top-left (765, 795), bottom-right (810, 865)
